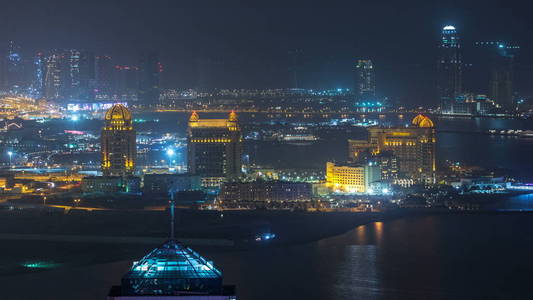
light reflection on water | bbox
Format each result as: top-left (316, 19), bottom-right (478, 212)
top-left (503, 193), bottom-right (533, 210)
top-left (333, 245), bottom-right (380, 299)
top-left (2, 215), bottom-right (533, 300)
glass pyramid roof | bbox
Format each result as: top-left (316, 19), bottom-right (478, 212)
top-left (121, 239), bottom-right (224, 296)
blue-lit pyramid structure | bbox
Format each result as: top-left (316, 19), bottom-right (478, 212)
top-left (109, 239), bottom-right (235, 298)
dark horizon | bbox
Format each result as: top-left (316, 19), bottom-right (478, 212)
top-left (2, 0), bottom-right (533, 104)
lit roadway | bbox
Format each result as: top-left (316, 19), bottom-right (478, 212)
top-left (154, 108), bottom-right (419, 116)
top-left (44, 204), bottom-right (178, 212)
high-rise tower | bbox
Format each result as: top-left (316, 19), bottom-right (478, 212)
top-left (138, 51), bottom-right (162, 106)
top-left (29, 52), bottom-right (45, 99)
top-left (438, 25), bottom-right (462, 109)
top-left (5, 41), bottom-right (24, 93)
top-left (187, 111), bottom-right (242, 187)
top-left (354, 59), bottom-right (376, 100)
top-left (101, 104), bottom-right (136, 176)
top-left (44, 53), bottom-right (63, 99)
top-left (96, 55), bottom-right (113, 94)
top-left (472, 41), bottom-right (519, 111)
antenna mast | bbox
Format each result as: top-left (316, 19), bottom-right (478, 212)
top-left (169, 189), bottom-right (175, 240)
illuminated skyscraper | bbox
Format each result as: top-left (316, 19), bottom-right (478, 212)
top-left (353, 59), bottom-right (384, 112)
top-left (187, 111), bottom-right (242, 187)
top-left (438, 25), bottom-right (462, 109)
top-left (69, 49), bottom-right (81, 92)
top-left (66, 50), bottom-right (97, 100)
top-left (44, 53), bottom-right (63, 99)
top-left (4, 41), bottom-right (24, 93)
top-left (354, 59), bottom-right (375, 100)
top-left (29, 52), bottom-right (45, 99)
top-left (46, 49), bottom-right (95, 100)
top-left (101, 104), bottom-right (136, 176)
top-left (348, 114), bottom-right (436, 183)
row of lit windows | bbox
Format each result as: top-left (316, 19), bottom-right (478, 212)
top-left (103, 126), bottom-right (133, 131)
top-left (191, 138), bottom-right (232, 143)
top-left (384, 141), bottom-right (417, 146)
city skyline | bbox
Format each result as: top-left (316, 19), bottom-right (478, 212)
top-left (2, 1), bottom-right (533, 104)
top-left (1, 2), bottom-right (533, 300)
top-left (0, 22), bottom-right (527, 110)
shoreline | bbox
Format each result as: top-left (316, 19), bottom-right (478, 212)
top-left (0, 208), bottom-right (530, 248)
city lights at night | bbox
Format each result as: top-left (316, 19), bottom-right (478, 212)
top-left (0, 1), bottom-right (533, 299)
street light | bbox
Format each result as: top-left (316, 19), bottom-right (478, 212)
top-left (166, 148), bottom-right (175, 167)
top-left (7, 151), bottom-right (13, 166)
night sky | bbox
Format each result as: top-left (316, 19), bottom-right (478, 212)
top-left (1, 0), bottom-right (532, 104)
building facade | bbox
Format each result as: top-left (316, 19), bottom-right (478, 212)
top-left (348, 114), bottom-right (436, 183)
top-left (96, 55), bottom-right (113, 94)
top-left (372, 151), bottom-right (399, 180)
top-left (475, 41), bottom-right (519, 111)
top-left (187, 111), bottom-right (242, 187)
top-left (326, 162), bottom-right (380, 193)
top-left (81, 176), bottom-right (122, 193)
top-left (142, 173), bottom-right (201, 197)
top-left (44, 53), bottom-right (63, 99)
top-left (101, 104), bottom-right (136, 176)
top-left (219, 181), bottom-right (312, 203)
top-left (138, 51), bottom-right (161, 107)
top-left (354, 59), bottom-right (375, 100)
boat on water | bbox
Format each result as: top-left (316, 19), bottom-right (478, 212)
top-left (487, 129), bottom-right (533, 138)
top-left (277, 126), bottom-right (319, 145)
top-left (520, 130), bottom-right (533, 138)
top-left (280, 133), bottom-right (319, 145)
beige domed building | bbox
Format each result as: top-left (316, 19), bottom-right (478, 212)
top-left (101, 104), bottom-right (136, 176)
top-left (348, 114), bottom-right (436, 184)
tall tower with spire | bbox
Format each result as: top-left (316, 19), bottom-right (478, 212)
top-left (438, 25), bottom-right (462, 110)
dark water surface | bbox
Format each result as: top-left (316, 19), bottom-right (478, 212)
top-left (2, 213), bottom-right (532, 300)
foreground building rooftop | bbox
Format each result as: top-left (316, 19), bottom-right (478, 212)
top-left (108, 239), bottom-right (236, 299)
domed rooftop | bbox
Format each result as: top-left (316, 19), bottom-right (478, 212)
top-left (412, 114), bottom-right (434, 128)
top-left (105, 104), bottom-right (132, 121)
top-left (443, 25), bottom-right (456, 30)
top-left (228, 110), bottom-right (237, 122)
top-left (189, 110), bottom-right (199, 122)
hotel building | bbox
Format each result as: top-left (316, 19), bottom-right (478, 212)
top-left (101, 104), bottom-right (136, 176)
top-left (348, 114), bottom-right (436, 183)
top-left (187, 111), bottom-right (242, 187)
